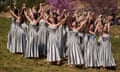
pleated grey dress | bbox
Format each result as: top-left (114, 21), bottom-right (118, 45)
top-left (38, 19), bottom-right (48, 56)
top-left (56, 25), bottom-right (66, 58)
top-left (21, 22), bottom-right (28, 34)
top-left (65, 26), bottom-right (70, 57)
top-left (98, 34), bottom-right (116, 67)
top-left (47, 26), bottom-right (61, 62)
top-left (25, 23), bottom-right (39, 58)
top-left (84, 34), bottom-right (99, 67)
top-left (83, 33), bottom-right (89, 57)
top-left (7, 19), bottom-right (16, 53)
top-left (67, 30), bottom-right (84, 65)
top-left (15, 22), bottom-right (26, 53)
top-left (21, 22), bottom-right (28, 55)
top-left (78, 32), bottom-right (84, 53)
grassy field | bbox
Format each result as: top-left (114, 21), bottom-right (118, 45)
top-left (0, 17), bottom-right (120, 72)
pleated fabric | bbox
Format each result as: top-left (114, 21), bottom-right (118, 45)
top-left (65, 26), bottom-right (70, 57)
top-left (83, 33), bottom-right (89, 57)
top-left (25, 24), bottom-right (39, 58)
top-left (21, 22), bottom-right (28, 33)
top-left (78, 32), bottom-right (84, 53)
top-left (56, 25), bottom-right (66, 58)
top-left (7, 20), bottom-right (16, 53)
top-left (47, 26), bottom-right (61, 62)
top-left (38, 20), bottom-right (48, 56)
top-left (21, 22), bottom-right (28, 55)
top-left (84, 34), bottom-right (99, 67)
top-left (98, 34), bottom-right (116, 67)
top-left (15, 22), bottom-right (26, 53)
top-left (67, 30), bottom-right (84, 65)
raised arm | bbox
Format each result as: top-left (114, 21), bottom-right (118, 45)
top-left (46, 20), bottom-right (52, 26)
top-left (76, 16), bottom-right (89, 31)
top-left (7, 6), bottom-right (18, 19)
top-left (89, 24), bottom-right (95, 35)
top-left (76, 21), bottom-right (85, 31)
top-left (76, 13), bottom-right (90, 31)
top-left (56, 14), bottom-right (67, 27)
top-left (107, 22), bottom-right (110, 33)
top-left (38, 3), bottom-right (42, 13)
top-left (94, 23), bottom-right (99, 33)
top-left (24, 10), bottom-right (31, 22)
top-left (44, 14), bottom-right (52, 26)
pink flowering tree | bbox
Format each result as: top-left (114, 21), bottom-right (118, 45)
top-left (80, 0), bottom-right (118, 15)
top-left (45, 0), bottom-right (76, 13)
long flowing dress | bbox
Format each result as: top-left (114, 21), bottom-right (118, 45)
top-left (25, 23), bottom-right (39, 58)
top-left (15, 22), bottom-right (26, 53)
top-left (98, 33), bottom-right (116, 67)
top-left (78, 32), bottom-right (84, 54)
top-left (21, 22), bottom-right (28, 55)
top-left (56, 25), bottom-right (66, 58)
top-left (67, 30), bottom-right (84, 65)
top-left (38, 19), bottom-right (48, 56)
top-left (84, 33), bottom-right (99, 67)
top-left (47, 26), bottom-right (61, 62)
top-left (83, 33), bottom-right (89, 57)
top-left (65, 26), bottom-right (70, 57)
top-left (7, 18), bottom-right (16, 53)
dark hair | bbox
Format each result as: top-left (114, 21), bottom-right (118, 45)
top-left (33, 13), bottom-right (38, 20)
top-left (54, 16), bottom-right (57, 24)
top-left (13, 8), bottom-right (19, 16)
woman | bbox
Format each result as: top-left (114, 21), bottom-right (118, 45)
top-left (21, 3), bottom-right (28, 34)
top-left (20, 3), bottom-right (28, 55)
top-left (56, 9), bottom-right (67, 58)
top-left (7, 5), bottom-right (18, 53)
top-left (24, 8), bottom-right (40, 58)
top-left (98, 16), bottom-right (116, 69)
top-left (67, 13), bottom-right (89, 67)
top-left (37, 9), bottom-right (48, 57)
top-left (45, 12), bottom-right (67, 65)
top-left (84, 24), bottom-right (99, 67)
top-left (7, 5), bottom-right (26, 54)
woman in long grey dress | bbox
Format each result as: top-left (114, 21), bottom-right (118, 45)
top-left (7, 4), bottom-right (18, 53)
top-left (37, 10), bottom-right (48, 57)
top-left (15, 19), bottom-right (26, 53)
top-left (81, 12), bottom-right (90, 57)
top-left (98, 17), bottom-right (116, 69)
top-left (94, 16), bottom-right (104, 67)
top-left (56, 12), bottom-right (66, 58)
top-left (24, 8), bottom-right (40, 58)
top-left (7, 9), bottom-right (17, 53)
top-left (45, 12), bottom-right (67, 65)
top-left (21, 4), bottom-right (28, 54)
top-left (84, 24), bottom-right (99, 67)
top-left (7, 5), bottom-right (26, 54)
top-left (67, 13), bottom-right (89, 67)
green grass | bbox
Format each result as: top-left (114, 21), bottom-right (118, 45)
top-left (0, 17), bottom-right (120, 72)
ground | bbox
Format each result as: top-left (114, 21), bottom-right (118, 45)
top-left (0, 17), bottom-right (120, 72)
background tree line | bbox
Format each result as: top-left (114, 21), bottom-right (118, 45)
top-left (0, 0), bottom-right (45, 12)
